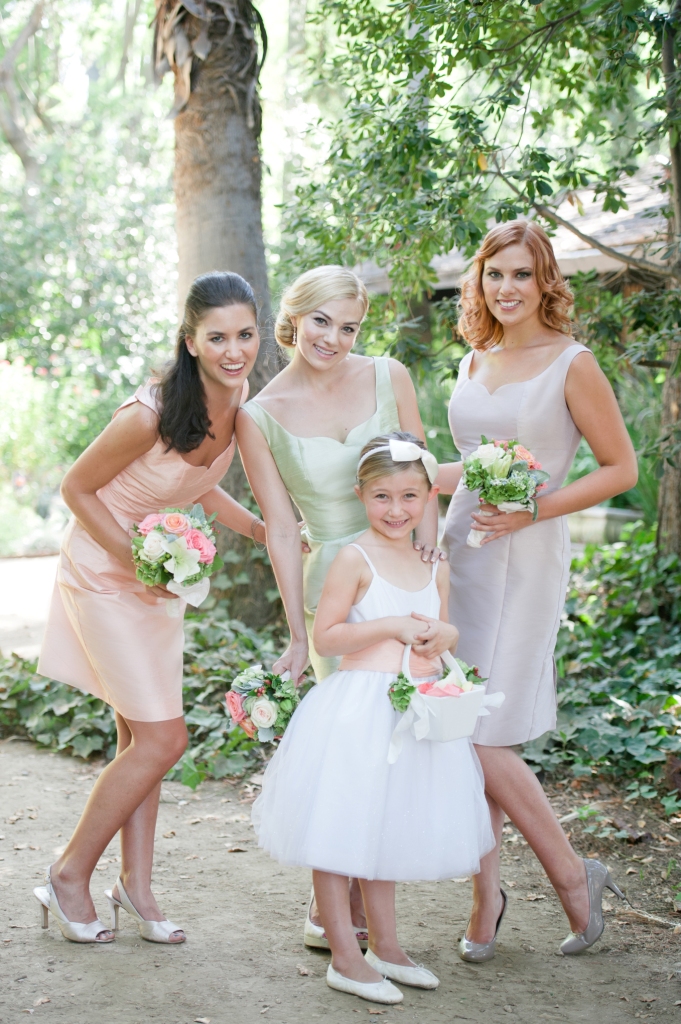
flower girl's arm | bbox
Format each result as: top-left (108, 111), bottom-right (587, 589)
top-left (411, 561), bottom-right (459, 658)
top-left (314, 547), bottom-right (425, 657)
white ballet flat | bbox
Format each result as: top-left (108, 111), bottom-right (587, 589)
top-left (326, 964), bottom-right (403, 1003)
top-left (304, 888), bottom-right (368, 950)
top-left (104, 876), bottom-right (185, 944)
top-left (33, 866), bottom-right (114, 943)
top-left (365, 947), bottom-right (439, 989)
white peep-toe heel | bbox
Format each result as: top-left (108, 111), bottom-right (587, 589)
top-left (104, 876), bottom-right (186, 943)
top-left (33, 866), bottom-right (114, 943)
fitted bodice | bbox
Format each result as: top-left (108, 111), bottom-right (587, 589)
top-left (241, 357), bottom-right (399, 543)
top-left (98, 383), bottom-right (237, 530)
top-left (448, 344), bottom-right (591, 494)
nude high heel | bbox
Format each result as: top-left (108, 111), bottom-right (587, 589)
top-left (104, 876), bottom-right (185, 944)
top-left (33, 866), bottom-right (114, 943)
top-left (559, 859), bottom-right (624, 955)
top-left (303, 887), bottom-right (368, 950)
top-left (458, 888), bottom-right (507, 963)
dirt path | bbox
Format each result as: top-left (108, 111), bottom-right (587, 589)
top-left (2, 739), bottom-right (681, 1024)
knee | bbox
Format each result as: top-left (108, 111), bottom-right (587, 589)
top-left (137, 720), bottom-right (188, 771)
top-left (161, 721), bottom-right (188, 768)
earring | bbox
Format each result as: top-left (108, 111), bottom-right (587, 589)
top-left (292, 326), bottom-right (297, 345)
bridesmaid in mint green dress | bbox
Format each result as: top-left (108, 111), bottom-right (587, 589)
top-left (237, 265), bottom-right (441, 683)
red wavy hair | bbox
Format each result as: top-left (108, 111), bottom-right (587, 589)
top-left (457, 221), bottom-right (573, 351)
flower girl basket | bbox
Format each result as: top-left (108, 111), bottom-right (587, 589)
top-left (388, 646), bottom-right (505, 763)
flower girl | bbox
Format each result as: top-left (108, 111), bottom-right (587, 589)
top-left (252, 432), bottom-right (494, 1004)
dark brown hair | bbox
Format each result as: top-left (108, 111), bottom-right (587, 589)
top-left (157, 271), bottom-right (257, 453)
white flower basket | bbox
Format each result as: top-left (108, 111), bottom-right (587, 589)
top-left (388, 647), bottom-right (504, 763)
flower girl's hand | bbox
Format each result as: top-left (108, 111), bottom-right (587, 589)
top-left (410, 613), bottom-right (459, 658)
top-left (272, 637), bottom-right (309, 684)
top-left (393, 616), bottom-right (430, 646)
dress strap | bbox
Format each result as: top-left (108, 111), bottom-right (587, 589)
top-left (374, 357), bottom-right (399, 425)
top-left (349, 543), bottom-right (377, 577)
top-left (431, 559), bottom-right (439, 582)
top-left (113, 380), bottom-right (161, 420)
top-left (240, 400), bottom-right (272, 446)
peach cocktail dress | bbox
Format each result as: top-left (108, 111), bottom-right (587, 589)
top-left (444, 344), bottom-right (592, 747)
top-left (38, 383), bottom-right (238, 722)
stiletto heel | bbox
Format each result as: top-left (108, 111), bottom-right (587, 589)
top-left (33, 866), bottom-right (114, 943)
top-left (104, 877), bottom-right (185, 944)
top-left (458, 888), bottom-right (507, 963)
top-left (560, 858), bottom-right (624, 955)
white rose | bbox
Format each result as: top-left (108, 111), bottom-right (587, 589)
top-left (140, 530), bottom-right (167, 562)
top-left (250, 697), bottom-right (278, 729)
top-left (475, 443), bottom-right (506, 468)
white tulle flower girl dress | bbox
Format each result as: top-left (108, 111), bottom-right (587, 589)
top-left (252, 545), bottom-right (494, 881)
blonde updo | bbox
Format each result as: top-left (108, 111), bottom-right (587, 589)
top-left (275, 265), bottom-right (369, 349)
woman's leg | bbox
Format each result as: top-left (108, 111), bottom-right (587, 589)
top-left (466, 793), bottom-right (505, 943)
top-left (313, 870), bottom-right (382, 983)
top-left (466, 745), bottom-right (589, 943)
top-left (50, 714), bottom-right (187, 928)
top-left (360, 879), bottom-right (412, 967)
top-left (110, 714), bottom-right (184, 939)
top-left (310, 877), bottom-right (368, 930)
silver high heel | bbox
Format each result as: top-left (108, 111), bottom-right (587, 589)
top-left (458, 888), bottom-right (507, 963)
top-left (33, 866), bottom-right (114, 943)
top-left (559, 858), bottom-right (624, 955)
top-left (104, 876), bottom-right (185, 944)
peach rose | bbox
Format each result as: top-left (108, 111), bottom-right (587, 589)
top-left (241, 716), bottom-right (257, 739)
top-left (513, 444), bottom-right (541, 470)
top-left (185, 528), bottom-right (217, 564)
top-left (162, 512), bottom-right (190, 535)
top-left (137, 513), bottom-right (164, 535)
top-left (225, 690), bottom-right (246, 723)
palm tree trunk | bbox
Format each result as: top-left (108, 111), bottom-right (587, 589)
top-left (154, 0), bottom-right (280, 623)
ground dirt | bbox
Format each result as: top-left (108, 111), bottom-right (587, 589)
top-left (2, 739), bottom-right (681, 1024)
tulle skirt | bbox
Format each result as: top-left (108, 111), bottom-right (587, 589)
top-left (252, 669), bottom-right (495, 881)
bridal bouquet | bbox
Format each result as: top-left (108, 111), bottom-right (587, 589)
top-left (226, 664), bottom-right (300, 742)
top-left (131, 504), bottom-right (222, 606)
top-left (462, 437), bottom-right (549, 548)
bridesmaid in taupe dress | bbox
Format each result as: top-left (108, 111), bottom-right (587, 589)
top-left (438, 221), bottom-right (637, 958)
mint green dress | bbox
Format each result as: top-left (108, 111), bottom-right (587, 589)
top-left (242, 357), bottom-right (400, 680)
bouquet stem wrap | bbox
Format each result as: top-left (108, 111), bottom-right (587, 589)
top-left (466, 501), bottom-right (531, 548)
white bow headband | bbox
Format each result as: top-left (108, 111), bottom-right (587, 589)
top-left (357, 439), bottom-right (439, 485)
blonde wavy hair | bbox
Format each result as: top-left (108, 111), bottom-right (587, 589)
top-left (274, 265), bottom-right (369, 350)
top-left (458, 221), bottom-right (573, 351)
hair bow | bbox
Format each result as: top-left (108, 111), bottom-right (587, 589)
top-left (358, 439), bottom-right (439, 484)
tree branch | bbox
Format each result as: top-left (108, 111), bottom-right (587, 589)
top-left (0, 0), bottom-right (44, 182)
top-left (493, 164), bottom-right (676, 281)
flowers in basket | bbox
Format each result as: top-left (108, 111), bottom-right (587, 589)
top-left (388, 658), bottom-right (484, 713)
top-left (226, 664), bottom-right (300, 742)
top-left (131, 505), bottom-right (222, 606)
top-left (461, 437), bottom-right (549, 548)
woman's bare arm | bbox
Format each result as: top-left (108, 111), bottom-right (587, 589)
top-left (388, 358), bottom-right (443, 560)
top-left (235, 408), bottom-right (309, 680)
top-left (61, 403), bottom-right (160, 569)
top-left (436, 462), bottom-right (464, 495)
top-left (471, 352), bottom-right (638, 543)
top-left (198, 486), bottom-right (265, 541)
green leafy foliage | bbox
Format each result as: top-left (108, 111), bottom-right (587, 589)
top-left (0, 614), bottom-right (288, 788)
top-left (523, 526), bottom-right (681, 785)
top-left (388, 672), bottom-right (416, 713)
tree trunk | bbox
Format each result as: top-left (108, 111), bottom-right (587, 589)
top-left (154, 0), bottom-right (280, 624)
top-left (657, 7), bottom-right (681, 556)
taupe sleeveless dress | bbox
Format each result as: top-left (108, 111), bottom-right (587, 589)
top-left (444, 344), bottom-right (592, 746)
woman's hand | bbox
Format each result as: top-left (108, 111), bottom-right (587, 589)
top-left (410, 613), bottom-right (459, 658)
top-left (272, 637), bottom-right (309, 684)
top-left (299, 521), bottom-right (311, 554)
top-left (470, 503), bottom-right (534, 544)
top-left (413, 540), bottom-right (446, 563)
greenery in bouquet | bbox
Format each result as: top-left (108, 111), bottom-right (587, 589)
top-left (227, 664), bottom-right (301, 741)
top-left (443, 658), bottom-right (487, 688)
top-left (462, 436), bottom-right (549, 508)
top-left (131, 504), bottom-right (223, 590)
top-left (388, 673), bottom-right (416, 713)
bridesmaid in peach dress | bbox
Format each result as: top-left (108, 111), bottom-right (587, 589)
top-left (438, 223), bottom-right (637, 959)
top-left (35, 272), bottom-right (267, 944)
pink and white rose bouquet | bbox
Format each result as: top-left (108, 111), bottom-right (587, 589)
top-left (226, 664), bottom-right (300, 742)
top-left (461, 436), bottom-right (549, 548)
top-left (131, 504), bottom-right (222, 606)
